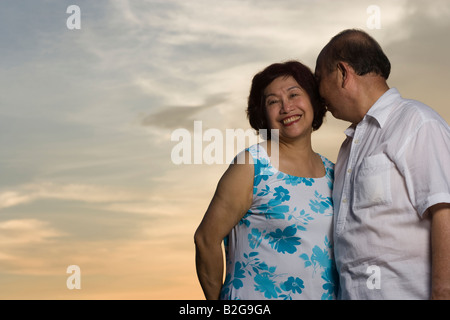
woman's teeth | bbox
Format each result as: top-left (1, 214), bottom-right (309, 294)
top-left (282, 115), bottom-right (301, 125)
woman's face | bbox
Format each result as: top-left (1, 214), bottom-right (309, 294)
top-left (263, 75), bottom-right (314, 141)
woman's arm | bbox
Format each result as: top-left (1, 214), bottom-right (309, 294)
top-left (194, 152), bottom-right (254, 300)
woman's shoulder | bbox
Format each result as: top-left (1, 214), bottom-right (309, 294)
top-left (318, 154), bottom-right (335, 170)
top-left (317, 154), bottom-right (335, 183)
top-left (233, 143), bottom-right (269, 165)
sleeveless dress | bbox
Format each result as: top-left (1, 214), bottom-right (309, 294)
top-left (220, 144), bottom-right (338, 300)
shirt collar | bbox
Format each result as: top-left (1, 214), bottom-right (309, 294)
top-left (344, 124), bottom-right (356, 138)
top-left (365, 88), bottom-right (401, 128)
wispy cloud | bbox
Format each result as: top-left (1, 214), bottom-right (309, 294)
top-left (0, 183), bottom-right (140, 210)
top-left (140, 93), bottom-right (228, 130)
top-left (0, 219), bottom-right (65, 246)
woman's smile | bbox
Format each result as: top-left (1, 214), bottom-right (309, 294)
top-left (281, 114), bottom-right (302, 126)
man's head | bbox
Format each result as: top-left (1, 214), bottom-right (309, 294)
top-left (315, 29), bottom-right (391, 123)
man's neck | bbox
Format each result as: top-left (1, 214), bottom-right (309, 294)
top-left (352, 76), bottom-right (390, 125)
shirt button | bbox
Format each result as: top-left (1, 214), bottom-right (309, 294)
top-left (354, 139), bottom-right (360, 144)
top-left (347, 168), bottom-right (352, 174)
top-left (342, 199), bottom-right (348, 204)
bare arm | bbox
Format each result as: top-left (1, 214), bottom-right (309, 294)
top-left (430, 203), bottom-right (450, 300)
top-left (194, 152), bottom-right (253, 300)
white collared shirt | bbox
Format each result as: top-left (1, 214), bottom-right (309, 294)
top-left (333, 88), bottom-right (450, 299)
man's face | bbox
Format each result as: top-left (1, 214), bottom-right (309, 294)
top-left (315, 63), bottom-right (345, 121)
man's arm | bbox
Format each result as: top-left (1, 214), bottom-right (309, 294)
top-left (430, 203), bottom-right (450, 300)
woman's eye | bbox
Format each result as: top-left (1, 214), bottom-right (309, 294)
top-left (267, 100), bottom-right (279, 106)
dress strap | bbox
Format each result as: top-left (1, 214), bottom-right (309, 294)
top-left (247, 144), bottom-right (270, 164)
top-left (246, 143), bottom-right (278, 180)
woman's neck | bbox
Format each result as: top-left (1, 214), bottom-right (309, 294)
top-left (263, 135), bottom-right (324, 178)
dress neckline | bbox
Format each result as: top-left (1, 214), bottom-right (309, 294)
top-left (254, 143), bottom-right (328, 180)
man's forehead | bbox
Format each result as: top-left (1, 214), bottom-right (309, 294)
top-left (314, 64), bottom-right (323, 80)
top-left (314, 57), bottom-right (324, 72)
top-left (315, 46), bottom-right (330, 76)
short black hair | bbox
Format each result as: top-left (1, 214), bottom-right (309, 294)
top-left (247, 60), bottom-right (326, 139)
top-left (316, 29), bottom-right (391, 79)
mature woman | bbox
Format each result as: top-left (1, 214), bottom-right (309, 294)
top-left (194, 61), bottom-right (337, 300)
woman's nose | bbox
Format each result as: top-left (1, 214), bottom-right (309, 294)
top-left (280, 98), bottom-right (294, 113)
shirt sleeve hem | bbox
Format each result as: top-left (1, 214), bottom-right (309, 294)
top-left (419, 193), bottom-right (450, 218)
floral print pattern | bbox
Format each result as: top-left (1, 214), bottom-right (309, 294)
top-left (221, 144), bottom-right (338, 300)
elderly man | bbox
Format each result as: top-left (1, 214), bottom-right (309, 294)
top-left (315, 29), bottom-right (450, 299)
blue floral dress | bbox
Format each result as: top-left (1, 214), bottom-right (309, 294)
top-left (220, 144), bottom-right (338, 300)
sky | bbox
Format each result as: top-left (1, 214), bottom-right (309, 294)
top-left (0, 0), bottom-right (449, 299)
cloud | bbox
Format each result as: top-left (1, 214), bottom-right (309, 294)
top-left (0, 179), bottom-right (207, 219)
top-left (0, 182), bottom-right (146, 211)
top-left (140, 93), bottom-right (228, 130)
top-left (0, 219), bottom-right (65, 246)
top-left (0, 219), bottom-right (65, 278)
top-left (381, 0), bottom-right (450, 119)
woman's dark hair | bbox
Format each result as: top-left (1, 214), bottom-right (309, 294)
top-left (247, 60), bottom-right (326, 139)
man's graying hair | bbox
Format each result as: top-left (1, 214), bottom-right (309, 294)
top-left (316, 29), bottom-right (391, 80)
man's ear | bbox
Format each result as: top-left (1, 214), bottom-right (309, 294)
top-left (337, 62), bottom-right (348, 88)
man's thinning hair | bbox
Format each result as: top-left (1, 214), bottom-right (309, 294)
top-left (316, 29), bottom-right (391, 79)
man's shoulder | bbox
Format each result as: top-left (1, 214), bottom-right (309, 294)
top-left (388, 97), bottom-right (447, 130)
top-left (400, 97), bottom-right (443, 119)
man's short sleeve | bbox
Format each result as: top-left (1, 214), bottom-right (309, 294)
top-left (395, 119), bottom-right (450, 217)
